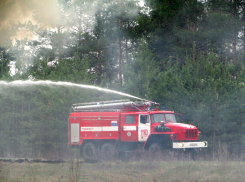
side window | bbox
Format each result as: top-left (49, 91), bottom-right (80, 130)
top-left (125, 115), bottom-right (136, 124)
top-left (140, 115), bottom-right (149, 124)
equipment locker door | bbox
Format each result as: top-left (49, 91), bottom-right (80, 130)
top-left (70, 123), bottom-right (80, 143)
top-left (138, 115), bottom-right (150, 142)
top-left (120, 114), bottom-right (138, 141)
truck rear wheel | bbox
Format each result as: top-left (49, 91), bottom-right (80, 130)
top-left (82, 142), bottom-right (97, 160)
top-left (101, 143), bottom-right (116, 161)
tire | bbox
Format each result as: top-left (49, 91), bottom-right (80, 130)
top-left (148, 143), bottom-right (162, 159)
top-left (101, 143), bottom-right (117, 161)
top-left (82, 142), bottom-right (97, 160)
top-left (148, 143), bottom-right (162, 152)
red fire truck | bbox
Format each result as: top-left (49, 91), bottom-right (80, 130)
top-left (69, 100), bottom-right (207, 160)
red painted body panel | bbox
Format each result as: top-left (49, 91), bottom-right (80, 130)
top-left (69, 111), bottom-right (121, 146)
top-left (120, 113), bottom-right (138, 142)
top-left (164, 123), bottom-right (199, 140)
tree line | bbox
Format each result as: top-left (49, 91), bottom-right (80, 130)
top-left (0, 0), bottom-right (244, 158)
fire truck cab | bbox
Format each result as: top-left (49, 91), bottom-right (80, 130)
top-left (69, 100), bottom-right (207, 160)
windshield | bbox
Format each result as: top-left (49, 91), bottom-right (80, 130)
top-left (151, 114), bottom-right (165, 123)
top-left (151, 113), bottom-right (177, 123)
top-left (165, 114), bottom-right (176, 123)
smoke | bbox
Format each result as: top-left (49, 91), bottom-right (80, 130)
top-left (0, 0), bottom-right (142, 48)
top-left (0, 0), bottom-right (142, 77)
top-left (0, 0), bottom-right (60, 47)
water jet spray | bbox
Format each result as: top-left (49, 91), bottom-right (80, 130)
top-left (0, 80), bottom-right (156, 103)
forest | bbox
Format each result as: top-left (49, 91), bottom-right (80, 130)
top-left (0, 0), bottom-right (245, 159)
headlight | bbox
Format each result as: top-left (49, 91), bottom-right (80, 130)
top-left (171, 134), bottom-right (177, 140)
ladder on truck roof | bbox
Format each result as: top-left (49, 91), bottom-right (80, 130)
top-left (72, 99), bottom-right (159, 112)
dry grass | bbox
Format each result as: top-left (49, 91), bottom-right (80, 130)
top-left (0, 159), bottom-right (244, 182)
top-left (0, 162), bottom-right (6, 182)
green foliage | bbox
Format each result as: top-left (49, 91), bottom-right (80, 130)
top-left (1, 0), bottom-right (245, 157)
top-left (26, 53), bottom-right (96, 83)
top-left (0, 49), bottom-right (12, 79)
top-left (147, 52), bottom-right (244, 154)
top-left (122, 42), bottom-right (157, 98)
top-left (0, 84), bottom-right (125, 158)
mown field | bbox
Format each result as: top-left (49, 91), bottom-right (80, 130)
top-left (0, 159), bottom-right (245, 182)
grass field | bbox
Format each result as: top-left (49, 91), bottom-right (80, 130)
top-left (1, 159), bottom-right (245, 182)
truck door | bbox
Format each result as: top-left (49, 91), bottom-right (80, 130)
top-left (120, 114), bottom-right (138, 141)
top-left (138, 115), bottom-right (150, 142)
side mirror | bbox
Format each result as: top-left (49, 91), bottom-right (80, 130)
top-left (175, 113), bottom-right (183, 123)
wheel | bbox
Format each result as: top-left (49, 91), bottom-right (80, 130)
top-left (148, 143), bottom-right (162, 159)
top-left (82, 142), bottom-right (97, 160)
top-left (149, 143), bottom-right (162, 152)
top-left (101, 143), bottom-right (117, 161)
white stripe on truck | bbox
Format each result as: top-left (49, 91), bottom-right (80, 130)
top-left (81, 126), bottom-right (118, 131)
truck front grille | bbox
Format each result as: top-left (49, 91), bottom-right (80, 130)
top-left (185, 129), bottom-right (198, 138)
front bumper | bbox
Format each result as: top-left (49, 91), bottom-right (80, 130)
top-left (172, 141), bottom-right (208, 149)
